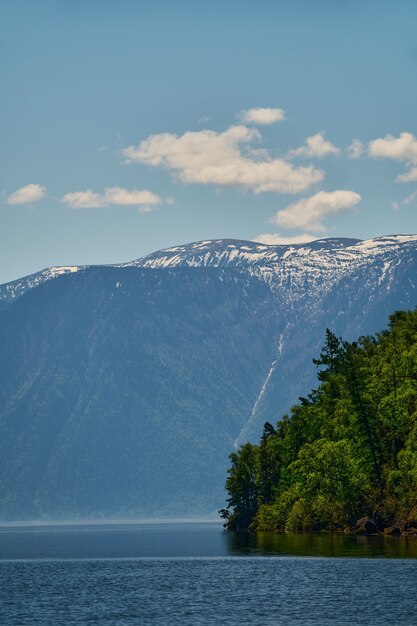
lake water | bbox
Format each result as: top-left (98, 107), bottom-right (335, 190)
top-left (0, 522), bottom-right (416, 625)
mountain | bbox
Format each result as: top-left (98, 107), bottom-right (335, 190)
top-left (1, 234), bottom-right (417, 520)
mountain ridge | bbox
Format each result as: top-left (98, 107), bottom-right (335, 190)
top-left (2, 234), bottom-right (417, 311)
top-left (1, 233), bottom-right (417, 519)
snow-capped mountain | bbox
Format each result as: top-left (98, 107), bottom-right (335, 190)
top-left (0, 265), bottom-right (86, 310)
top-left (121, 236), bottom-right (361, 270)
top-left (1, 234), bottom-right (417, 519)
top-left (125, 234), bottom-right (417, 308)
top-left (3, 234), bottom-right (416, 309)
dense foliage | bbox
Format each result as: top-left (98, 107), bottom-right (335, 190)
top-left (221, 310), bottom-right (417, 532)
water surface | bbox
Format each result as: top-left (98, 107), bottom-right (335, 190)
top-left (0, 522), bottom-right (416, 625)
top-left (0, 521), bottom-right (416, 559)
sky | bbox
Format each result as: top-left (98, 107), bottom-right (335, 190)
top-left (1, 0), bottom-right (417, 283)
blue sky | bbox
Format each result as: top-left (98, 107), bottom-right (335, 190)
top-left (1, 0), bottom-right (417, 283)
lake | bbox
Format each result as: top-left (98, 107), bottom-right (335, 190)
top-left (0, 522), bottom-right (416, 625)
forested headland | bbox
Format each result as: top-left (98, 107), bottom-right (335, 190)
top-left (220, 309), bottom-right (417, 535)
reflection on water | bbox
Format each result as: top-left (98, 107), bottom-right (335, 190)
top-left (0, 522), bottom-right (226, 560)
top-left (227, 529), bottom-right (417, 559)
top-left (0, 521), bottom-right (416, 560)
top-left (1, 524), bottom-right (416, 625)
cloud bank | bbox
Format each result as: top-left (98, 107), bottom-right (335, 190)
top-left (123, 125), bottom-right (324, 194)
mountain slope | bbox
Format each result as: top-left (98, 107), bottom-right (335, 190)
top-left (1, 234), bottom-right (417, 519)
top-left (0, 266), bottom-right (281, 518)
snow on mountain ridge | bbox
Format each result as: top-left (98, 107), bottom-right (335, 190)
top-left (123, 236), bottom-right (362, 270)
top-left (1, 235), bottom-right (417, 309)
top-left (0, 265), bottom-right (87, 307)
top-left (122, 234), bottom-right (417, 273)
top-left (120, 234), bottom-right (417, 307)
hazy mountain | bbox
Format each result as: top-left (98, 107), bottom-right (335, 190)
top-left (1, 234), bottom-right (417, 520)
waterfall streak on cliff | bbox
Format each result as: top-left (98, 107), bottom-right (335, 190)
top-left (234, 359), bottom-right (278, 448)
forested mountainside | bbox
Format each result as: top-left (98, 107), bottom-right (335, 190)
top-left (222, 310), bottom-right (417, 535)
top-left (1, 235), bottom-right (417, 519)
top-left (0, 267), bottom-right (278, 518)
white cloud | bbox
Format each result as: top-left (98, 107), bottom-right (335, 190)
top-left (104, 187), bottom-right (160, 206)
top-left (62, 187), bottom-right (161, 210)
top-left (254, 232), bottom-right (317, 245)
top-left (238, 107), bottom-right (286, 125)
top-left (123, 125), bottom-right (324, 194)
top-left (7, 183), bottom-right (46, 205)
top-left (62, 190), bottom-right (104, 209)
top-left (271, 189), bottom-right (361, 233)
top-left (289, 132), bottom-right (340, 159)
top-left (368, 132), bottom-right (417, 162)
top-left (397, 166), bottom-right (417, 183)
top-left (347, 139), bottom-right (363, 159)
top-left (369, 132), bottom-right (417, 183)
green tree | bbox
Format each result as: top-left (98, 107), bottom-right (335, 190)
top-left (221, 442), bottom-right (259, 529)
top-left (222, 308), bottom-right (417, 532)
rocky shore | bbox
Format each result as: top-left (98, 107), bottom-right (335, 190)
top-left (353, 507), bottom-right (417, 536)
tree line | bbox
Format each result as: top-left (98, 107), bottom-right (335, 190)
top-left (220, 309), bottom-right (417, 532)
